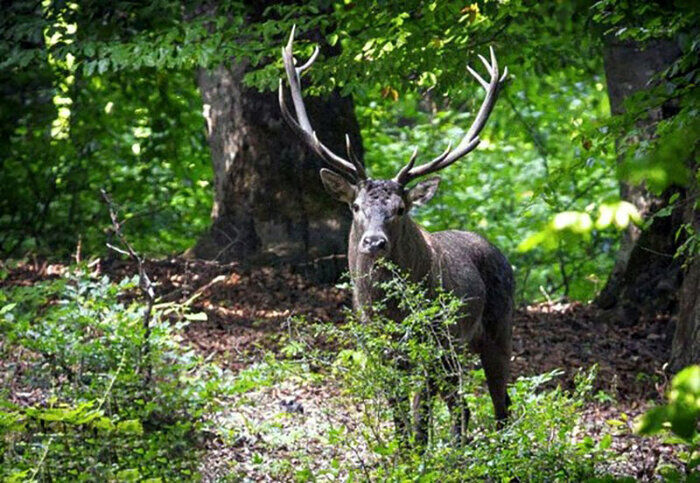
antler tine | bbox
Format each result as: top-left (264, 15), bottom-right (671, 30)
top-left (393, 147), bottom-right (419, 185)
top-left (298, 45), bottom-right (320, 73)
top-left (394, 142), bottom-right (455, 183)
top-left (278, 81), bottom-right (357, 177)
top-left (279, 26), bottom-right (366, 180)
top-left (346, 134), bottom-right (367, 179)
top-left (393, 47), bottom-right (507, 185)
top-left (478, 54), bottom-right (492, 74)
top-left (500, 66), bottom-right (509, 83)
top-left (466, 65), bottom-right (489, 90)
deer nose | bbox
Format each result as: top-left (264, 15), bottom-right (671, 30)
top-left (361, 235), bottom-right (388, 254)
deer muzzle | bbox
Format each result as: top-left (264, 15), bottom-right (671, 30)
top-left (360, 234), bottom-right (389, 256)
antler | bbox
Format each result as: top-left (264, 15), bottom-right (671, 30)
top-left (279, 26), bottom-right (366, 181)
top-left (394, 47), bottom-right (508, 186)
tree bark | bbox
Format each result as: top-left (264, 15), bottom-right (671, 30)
top-left (190, 60), bottom-right (361, 279)
top-left (597, 38), bottom-right (683, 317)
top-left (599, 37), bottom-right (699, 368)
top-left (670, 170), bottom-right (700, 371)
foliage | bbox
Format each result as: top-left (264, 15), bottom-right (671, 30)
top-left (0, 265), bottom-right (234, 481)
top-left (635, 365), bottom-right (700, 480)
top-left (522, 0), bottom-right (700, 255)
top-left (1, 1), bottom-right (598, 92)
top-left (0, 65), bottom-right (212, 257)
top-left (332, 367), bottom-right (609, 481)
top-left (518, 201), bottom-right (641, 252)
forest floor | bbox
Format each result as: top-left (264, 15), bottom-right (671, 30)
top-left (4, 257), bottom-right (680, 480)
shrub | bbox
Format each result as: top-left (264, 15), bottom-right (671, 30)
top-left (290, 263), bottom-right (611, 480)
top-left (0, 265), bottom-right (233, 481)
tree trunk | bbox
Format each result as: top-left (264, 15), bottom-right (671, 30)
top-left (599, 37), bottom-right (699, 368)
top-left (190, 60), bottom-right (361, 279)
top-left (670, 170), bottom-right (700, 371)
top-left (670, 249), bottom-right (700, 370)
top-left (597, 38), bottom-right (683, 317)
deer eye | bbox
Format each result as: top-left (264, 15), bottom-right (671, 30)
top-left (352, 203), bottom-right (360, 213)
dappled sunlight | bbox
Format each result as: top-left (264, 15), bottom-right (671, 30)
top-left (2, 0), bottom-right (697, 480)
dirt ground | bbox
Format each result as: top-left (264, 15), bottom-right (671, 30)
top-left (2, 257), bottom-right (680, 479)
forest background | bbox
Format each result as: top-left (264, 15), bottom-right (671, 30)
top-left (0, 0), bottom-right (698, 480)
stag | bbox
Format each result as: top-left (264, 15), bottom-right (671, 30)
top-left (279, 27), bottom-right (514, 445)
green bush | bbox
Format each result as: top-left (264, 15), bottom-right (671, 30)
top-left (0, 265), bottom-right (233, 481)
top-left (288, 264), bottom-right (611, 480)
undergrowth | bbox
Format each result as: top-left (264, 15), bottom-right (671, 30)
top-left (281, 264), bottom-right (613, 480)
top-left (2, 262), bottom-right (693, 481)
top-left (0, 265), bottom-right (234, 481)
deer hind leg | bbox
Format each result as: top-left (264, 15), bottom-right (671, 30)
top-left (480, 335), bottom-right (511, 424)
top-left (441, 374), bottom-right (470, 446)
top-left (389, 391), bottom-right (411, 447)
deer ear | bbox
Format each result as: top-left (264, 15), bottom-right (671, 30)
top-left (320, 169), bottom-right (355, 204)
top-left (407, 177), bottom-right (440, 207)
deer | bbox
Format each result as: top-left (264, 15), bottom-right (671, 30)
top-left (278, 27), bottom-right (514, 446)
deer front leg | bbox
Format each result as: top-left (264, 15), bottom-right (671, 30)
top-left (412, 378), bottom-right (433, 448)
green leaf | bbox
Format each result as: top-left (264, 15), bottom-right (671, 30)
top-left (116, 468), bottom-right (141, 481)
top-left (0, 303), bottom-right (16, 314)
top-left (671, 365), bottom-right (700, 396)
top-left (635, 406), bottom-right (668, 435)
top-left (116, 419), bottom-right (143, 435)
top-left (669, 405), bottom-right (697, 440)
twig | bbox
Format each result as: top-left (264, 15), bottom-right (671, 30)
top-left (74, 235), bottom-right (82, 264)
top-left (213, 225), bottom-right (241, 262)
top-left (557, 246), bottom-right (570, 297)
top-left (101, 189), bottom-right (155, 383)
top-left (504, 92), bottom-right (550, 174)
top-left (97, 352), bottom-right (126, 412)
top-left (182, 274), bottom-right (227, 307)
top-left (29, 435), bottom-right (55, 482)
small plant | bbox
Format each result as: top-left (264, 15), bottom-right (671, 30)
top-left (636, 365), bottom-right (700, 480)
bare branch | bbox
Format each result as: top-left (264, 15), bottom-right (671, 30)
top-left (101, 189), bottom-right (155, 381)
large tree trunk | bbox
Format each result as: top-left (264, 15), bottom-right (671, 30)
top-left (599, 37), bottom-right (699, 368)
top-left (670, 171), bottom-right (700, 371)
top-left (597, 38), bottom-right (681, 316)
top-left (190, 60), bottom-right (361, 279)
top-left (670, 248), bottom-right (700, 371)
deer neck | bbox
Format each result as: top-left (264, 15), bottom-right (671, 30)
top-left (348, 217), bottom-right (434, 314)
top-left (388, 217), bottom-right (434, 278)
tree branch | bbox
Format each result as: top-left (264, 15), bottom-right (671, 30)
top-left (100, 189), bottom-right (155, 382)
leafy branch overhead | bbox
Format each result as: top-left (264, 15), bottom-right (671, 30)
top-left (1, 2), bottom-right (599, 94)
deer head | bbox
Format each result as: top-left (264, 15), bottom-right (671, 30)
top-left (278, 26), bottom-right (508, 257)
